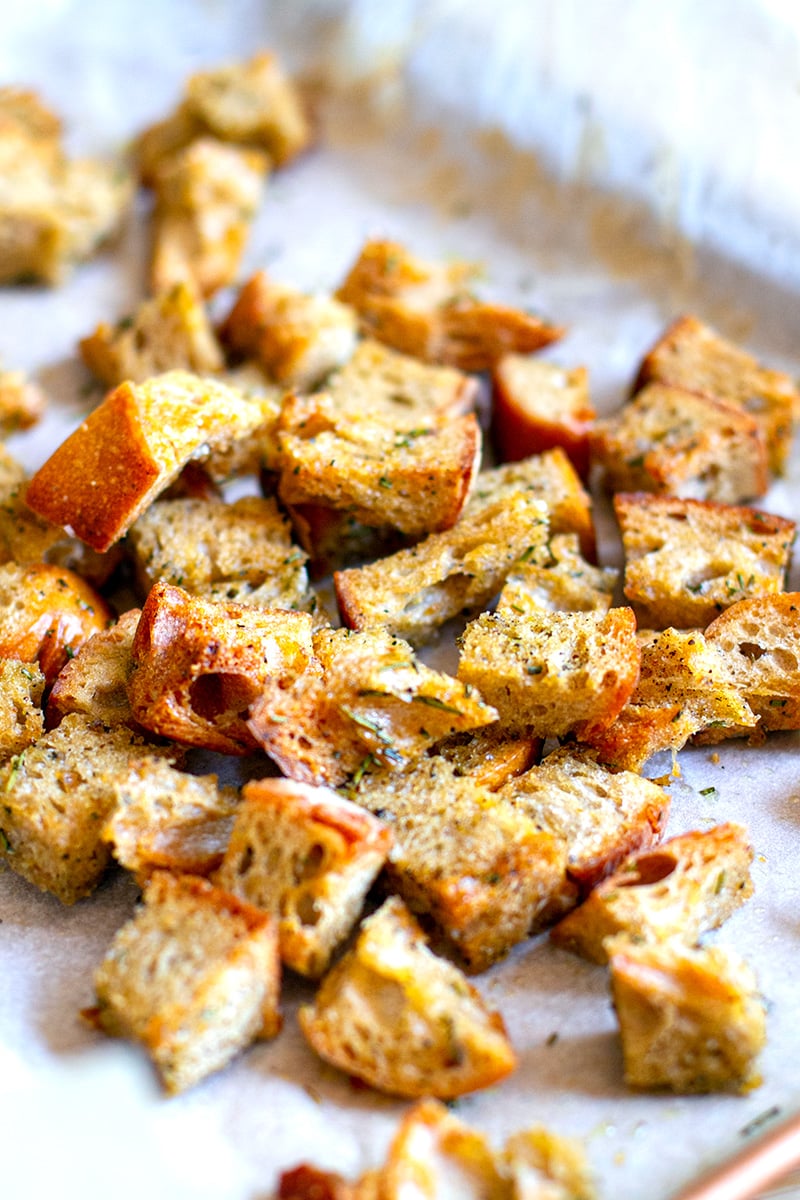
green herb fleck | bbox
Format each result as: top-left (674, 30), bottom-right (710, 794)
top-left (412, 695), bottom-right (464, 715)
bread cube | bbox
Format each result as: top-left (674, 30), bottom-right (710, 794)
top-left (0, 86), bottom-right (62, 150)
top-left (0, 659), bottom-right (44, 760)
top-left (492, 355), bottom-right (594, 478)
top-left (503, 1125), bottom-right (597, 1199)
top-left (0, 366), bottom-right (45, 435)
top-left (92, 872), bottom-right (281, 1094)
top-left (496, 533), bottom-right (616, 619)
top-left (382, 1099), bottom-right (505, 1196)
top-left (46, 608), bottom-right (140, 728)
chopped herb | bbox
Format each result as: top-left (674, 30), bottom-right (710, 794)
top-left (545, 1031), bottom-right (559, 1046)
top-left (357, 688), bottom-right (390, 699)
top-left (341, 706), bottom-right (394, 746)
top-left (739, 1106), bottom-right (781, 1138)
top-left (769, 698), bottom-right (787, 708)
top-left (714, 870), bottom-right (726, 894)
top-left (64, 645), bottom-right (75, 660)
top-left (0, 829), bottom-right (10, 853)
top-left (525, 664), bottom-right (543, 675)
top-left (518, 545), bottom-right (539, 563)
top-left (5, 752), bottom-right (25, 792)
top-left (699, 786), bottom-right (717, 797)
top-left (626, 454), bottom-right (645, 468)
top-left (378, 476), bottom-right (393, 489)
top-left (115, 314), bottom-right (135, 332)
top-left (412, 695), bottom-right (464, 715)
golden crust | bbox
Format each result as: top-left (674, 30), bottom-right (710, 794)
top-left (492, 356), bottom-right (594, 479)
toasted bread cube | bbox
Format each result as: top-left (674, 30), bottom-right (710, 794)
top-left (335, 491), bottom-right (550, 646)
top-left (0, 715), bottom-right (173, 903)
top-left (503, 1126), bottom-right (597, 1199)
top-left (590, 383), bottom-right (768, 503)
top-left (336, 239), bottom-right (563, 370)
top-left (551, 824), bottom-right (754, 964)
top-left (492, 356), bottom-right (594, 478)
top-left (0, 562), bottom-right (112, 686)
top-left (496, 534), bottom-right (617, 619)
top-left (0, 86), bottom-right (62, 148)
top-left (276, 392), bottom-right (480, 538)
top-left (0, 443), bottom-right (25, 493)
top-left (0, 367), bottom-right (45, 435)
top-left (277, 1165), bottom-right (377, 1200)
top-left (0, 659), bottom-right (44, 760)
top-left (615, 493), bottom-right (795, 630)
top-left (432, 726), bottom-right (541, 791)
top-left (203, 368), bottom-right (286, 480)
top-left (299, 897), bottom-right (517, 1097)
top-left (353, 756), bottom-right (571, 971)
top-left (636, 315), bottom-right (800, 476)
top-left (25, 370), bottom-right (274, 552)
top-left (92, 872), bottom-right (281, 1094)
top-left (609, 939), bottom-right (766, 1093)
top-left (585, 628), bottom-right (757, 771)
top-left (248, 626), bottom-right (497, 787)
top-left (458, 608), bottom-right (640, 740)
top-left (326, 338), bottom-right (479, 424)
top-left (128, 582), bottom-right (314, 755)
top-left (102, 758), bottom-right (240, 880)
top-left (381, 1099), bottom-right (505, 1197)
top-left (79, 283), bottom-right (224, 387)
top-left (215, 778), bottom-right (392, 977)
top-left (497, 747), bottom-right (669, 896)
top-left (128, 495), bottom-right (315, 615)
top-left (47, 609), bottom-right (140, 728)
top-left (150, 138), bottom-right (268, 298)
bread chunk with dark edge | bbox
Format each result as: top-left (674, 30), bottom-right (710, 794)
top-left (0, 659), bottom-right (44, 760)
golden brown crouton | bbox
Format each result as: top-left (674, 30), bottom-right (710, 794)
top-left (431, 725), bottom-right (541, 791)
top-left (150, 138), bottom-right (269, 298)
top-left (615, 492), bottom-right (795, 629)
top-left (298, 896), bottom-right (517, 1098)
top-left (496, 534), bottom-right (617, 619)
top-left (215, 777), bottom-right (392, 977)
top-left (248, 625), bottom-right (497, 787)
top-left (128, 581), bottom-right (314, 755)
top-left (46, 608), bottom-right (140, 728)
top-left (0, 714), bottom-right (174, 903)
top-left (92, 872), bottom-right (281, 1094)
top-left (0, 659), bottom-right (44, 760)
top-left (276, 392), bottom-right (480, 538)
top-left (0, 86), bottom-right (61, 149)
top-left (551, 824), bottom-right (754, 964)
top-left (277, 1165), bottom-right (373, 1200)
top-left (25, 370), bottom-right (275, 552)
top-left (609, 939), bottom-right (766, 1094)
top-left (457, 608), bottom-right (640, 740)
top-left (336, 239), bottom-right (563, 370)
top-left (0, 367), bottom-right (45, 435)
top-left (492, 356), bottom-right (594, 479)
top-left (503, 1126), bottom-right (597, 1200)
top-left (380, 1099), bottom-right (505, 1197)
top-left (636, 314), bottom-right (800, 476)
top-left (590, 383), bottom-right (768, 503)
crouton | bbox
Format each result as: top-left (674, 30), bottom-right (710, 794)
top-left (79, 282), bottom-right (224, 387)
top-left (497, 747), bottom-right (669, 896)
top-left (609, 939), bottom-right (766, 1093)
top-left (0, 562), bottom-right (112, 686)
top-left (635, 314), bottom-right (800, 476)
top-left (91, 872), bottom-right (281, 1094)
top-left (335, 239), bottom-right (563, 370)
top-left (503, 1126), bottom-right (597, 1199)
top-left (215, 778), bottom-right (392, 977)
top-left (551, 824), bottom-right (754, 964)
top-left (46, 608), bottom-right (140, 728)
top-left (25, 370), bottom-right (274, 552)
top-left (0, 86), bottom-right (61, 149)
top-left (457, 608), bottom-right (640, 739)
top-left (0, 714), bottom-right (174, 903)
top-left (492, 356), bottom-right (594, 478)
top-left (276, 392), bottom-right (480, 538)
top-left (615, 493), bottom-right (795, 629)
top-left (496, 534), bottom-right (617, 619)
top-left (127, 495), bottom-right (316, 615)
top-left (286, 504), bottom-right (410, 580)
top-left (0, 659), bottom-right (44, 760)
top-left (128, 581), bottom-right (314, 755)
top-left (298, 896), bottom-right (517, 1098)
top-left (431, 725), bottom-right (541, 791)
top-left (102, 757), bottom-right (240, 880)
top-left (277, 1165), bottom-right (375, 1200)
top-left (335, 491), bottom-right (550, 646)
top-left (202, 368), bottom-right (285, 480)
top-left (150, 138), bottom-right (269, 298)
top-left (380, 1099), bottom-right (505, 1197)
top-left (0, 366), bottom-right (45, 435)
top-left (590, 383), bottom-right (768, 503)
top-left (352, 756), bottom-right (571, 971)
top-left (248, 626), bottom-right (497, 788)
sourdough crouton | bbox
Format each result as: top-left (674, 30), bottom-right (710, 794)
top-left (503, 1126), bottom-right (597, 1200)
top-left (215, 778), bottom-right (392, 978)
top-left (79, 282), bottom-right (224, 387)
top-left (0, 714), bottom-right (174, 903)
top-left (335, 492), bottom-right (550, 646)
top-left (0, 562), bottom-right (112, 686)
top-left (248, 626), bottom-right (497, 787)
top-left (635, 314), bottom-right (800, 476)
top-left (46, 608), bottom-right (140, 728)
top-left (150, 138), bottom-right (269, 298)
top-left (220, 271), bottom-right (358, 390)
top-left (585, 628), bottom-right (757, 771)
top-left (496, 534), bottom-right (617, 619)
top-left (457, 608), bottom-right (640, 739)
top-left (353, 756), bottom-right (571, 971)
top-left (92, 872), bottom-right (281, 1094)
top-left (497, 748), bottom-right (669, 896)
top-left (0, 659), bottom-right (44, 760)
top-left (128, 582), bottom-right (314, 755)
top-left (492, 356), bottom-right (594, 478)
top-left (609, 939), bottom-right (766, 1093)
top-left (25, 370), bottom-right (274, 552)
top-left (551, 824), bottom-right (754, 964)
top-left (590, 383), bottom-right (768, 503)
top-left (276, 392), bottom-right (480, 538)
top-left (0, 367), bottom-right (45, 435)
top-left (381, 1099), bottom-right (505, 1197)
top-left (102, 758), bottom-right (240, 880)
top-left (336, 239), bottom-right (563, 370)
top-left (431, 726), bottom-right (540, 791)
top-left (128, 496), bottom-right (316, 615)
top-left (615, 493), bottom-right (795, 629)
top-left (298, 896), bottom-right (517, 1098)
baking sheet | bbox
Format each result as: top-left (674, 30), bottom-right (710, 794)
top-left (2, 4), bottom-right (800, 1198)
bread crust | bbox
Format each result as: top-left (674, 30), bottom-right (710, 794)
top-left (492, 355), bottom-right (594, 478)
